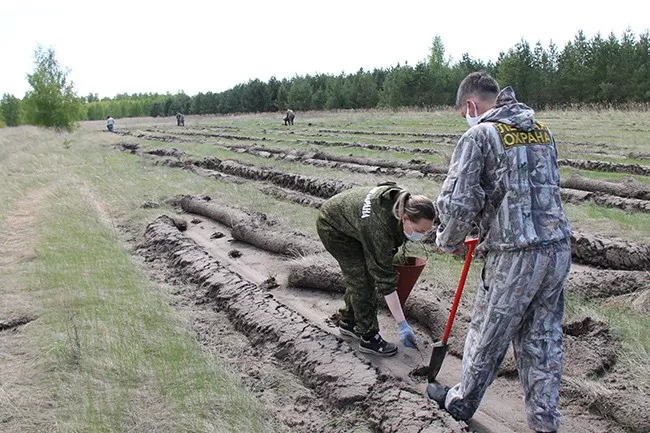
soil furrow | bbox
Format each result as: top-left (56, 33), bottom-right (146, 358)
top-left (562, 173), bottom-right (650, 201)
top-left (258, 185), bottom-right (326, 208)
top-left (226, 144), bottom-right (447, 177)
top-left (559, 159), bottom-right (650, 177)
top-left (118, 140), bottom-right (650, 213)
top-left (117, 144), bottom-right (650, 269)
top-left (561, 188), bottom-right (650, 213)
top-left (167, 199), bottom-right (637, 433)
top-left (565, 267), bottom-right (650, 299)
top-left (571, 231), bottom-right (650, 271)
top-left (140, 215), bottom-right (469, 433)
top-left (317, 128), bottom-right (459, 140)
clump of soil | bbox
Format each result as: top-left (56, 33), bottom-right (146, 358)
top-left (408, 365), bottom-right (430, 380)
top-left (190, 218), bottom-right (202, 224)
top-left (169, 216), bottom-right (187, 231)
top-left (564, 316), bottom-right (619, 377)
top-left (228, 249), bottom-right (242, 258)
top-left (499, 316), bottom-right (619, 379)
top-left (140, 201), bottom-right (160, 209)
top-left (258, 277), bottom-right (279, 291)
top-left (115, 142), bottom-right (139, 153)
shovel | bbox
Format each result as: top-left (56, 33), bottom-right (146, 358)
top-left (427, 238), bottom-right (479, 382)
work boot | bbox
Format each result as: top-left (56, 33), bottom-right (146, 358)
top-left (338, 320), bottom-right (361, 340)
top-left (359, 333), bottom-right (398, 356)
top-left (427, 382), bottom-right (450, 409)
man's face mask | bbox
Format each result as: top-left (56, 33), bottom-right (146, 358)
top-left (404, 219), bottom-right (425, 242)
top-left (466, 100), bottom-right (480, 127)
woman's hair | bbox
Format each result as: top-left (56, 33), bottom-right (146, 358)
top-left (392, 190), bottom-right (436, 222)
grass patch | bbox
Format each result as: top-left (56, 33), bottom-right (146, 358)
top-left (31, 184), bottom-right (276, 432)
top-left (561, 167), bottom-right (650, 185)
top-left (564, 203), bottom-right (650, 238)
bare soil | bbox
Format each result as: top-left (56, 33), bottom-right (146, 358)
top-left (110, 122), bottom-right (650, 433)
top-left (129, 205), bottom-right (643, 433)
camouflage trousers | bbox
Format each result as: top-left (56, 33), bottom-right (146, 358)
top-left (316, 217), bottom-right (379, 338)
top-left (445, 239), bottom-right (571, 432)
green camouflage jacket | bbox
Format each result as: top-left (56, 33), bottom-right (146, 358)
top-left (319, 183), bottom-right (404, 295)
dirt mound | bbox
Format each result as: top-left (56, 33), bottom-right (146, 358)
top-left (563, 375), bottom-right (650, 433)
top-left (497, 317), bottom-right (619, 381)
top-left (562, 317), bottom-right (619, 377)
top-left (561, 188), bottom-right (650, 213)
top-left (259, 185), bottom-right (325, 208)
top-left (178, 196), bottom-right (324, 257)
top-left (571, 232), bottom-right (650, 271)
top-left (213, 160), bottom-right (352, 199)
top-left (114, 142), bottom-right (139, 153)
top-left (317, 128), bottom-right (459, 142)
top-left (559, 159), bottom-right (650, 176)
top-left (287, 255), bottom-right (346, 293)
top-left (139, 215), bottom-right (469, 433)
top-left (565, 267), bottom-right (650, 299)
top-left (562, 173), bottom-right (650, 201)
top-left (143, 148), bottom-right (185, 158)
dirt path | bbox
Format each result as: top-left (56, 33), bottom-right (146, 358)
top-left (138, 211), bottom-right (625, 433)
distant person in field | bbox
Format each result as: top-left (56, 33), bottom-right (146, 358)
top-left (284, 109), bottom-right (295, 126)
top-left (176, 112), bottom-right (185, 126)
top-left (317, 182), bottom-right (435, 356)
top-left (427, 71), bottom-right (572, 433)
top-left (106, 115), bottom-right (115, 132)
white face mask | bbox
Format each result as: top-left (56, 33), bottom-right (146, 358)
top-left (404, 230), bottom-right (425, 242)
top-left (403, 219), bottom-right (425, 242)
top-left (465, 100), bottom-right (480, 127)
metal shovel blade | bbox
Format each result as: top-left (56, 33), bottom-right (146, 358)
top-left (427, 340), bottom-right (448, 382)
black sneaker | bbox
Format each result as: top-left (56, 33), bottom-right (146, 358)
top-left (427, 382), bottom-right (450, 409)
top-left (339, 320), bottom-right (361, 339)
top-left (359, 334), bottom-right (398, 356)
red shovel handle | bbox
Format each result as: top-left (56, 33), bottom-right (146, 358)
top-left (441, 238), bottom-right (479, 344)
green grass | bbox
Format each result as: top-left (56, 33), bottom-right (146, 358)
top-left (564, 203), bottom-right (650, 239)
top-left (31, 183), bottom-right (276, 432)
top-left (0, 126), bottom-right (279, 432)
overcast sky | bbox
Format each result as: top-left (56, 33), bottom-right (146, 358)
top-left (1, 0), bottom-right (647, 99)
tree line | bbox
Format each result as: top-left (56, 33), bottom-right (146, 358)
top-left (2, 30), bottom-right (648, 130)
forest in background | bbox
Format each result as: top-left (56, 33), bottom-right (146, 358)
top-left (2, 30), bottom-right (649, 128)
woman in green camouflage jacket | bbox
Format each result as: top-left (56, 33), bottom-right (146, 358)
top-left (317, 182), bottom-right (435, 356)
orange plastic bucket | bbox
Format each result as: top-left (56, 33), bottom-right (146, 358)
top-left (394, 257), bottom-right (427, 308)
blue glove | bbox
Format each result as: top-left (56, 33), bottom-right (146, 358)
top-left (398, 320), bottom-right (417, 348)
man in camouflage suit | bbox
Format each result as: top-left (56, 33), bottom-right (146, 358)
top-left (284, 109), bottom-right (295, 126)
top-left (176, 112), bottom-right (185, 126)
top-left (427, 71), bottom-right (572, 433)
top-left (317, 182), bottom-right (434, 355)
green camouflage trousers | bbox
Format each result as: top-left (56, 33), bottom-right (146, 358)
top-left (445, 239), bottom-right (571, 432)
top-left (316, 217), bottom-right (379, 338)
